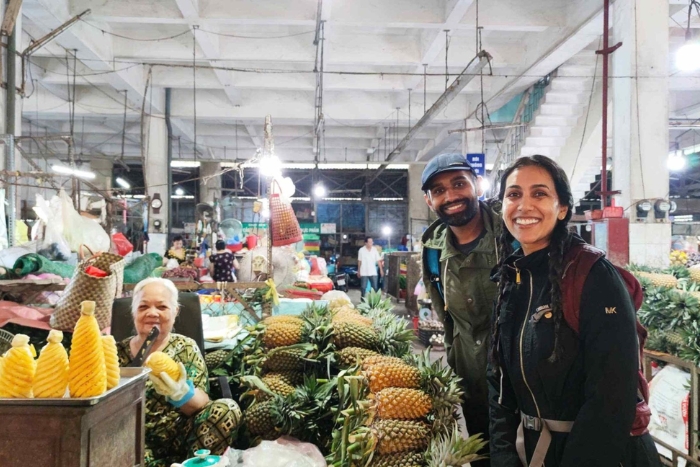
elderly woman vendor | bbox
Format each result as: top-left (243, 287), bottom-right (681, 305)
top-left (116, 278), bottom-right (242, 467)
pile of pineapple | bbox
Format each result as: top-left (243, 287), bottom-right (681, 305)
top-left (630, 262), bottom-right (700, 365)
top-left (0, 301), bottom-right (120, 399)
top-left (226, 290), bottom-right (486, 467)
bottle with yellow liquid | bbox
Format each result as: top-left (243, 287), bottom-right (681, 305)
top-left (0, 334), bottom-right (36, 398)
top-left (102, 335), bottom-right (120, 390)
top-left (69, 301), bottom-right (107, 398)
top-left (34, 330), bottom-right (69, 398)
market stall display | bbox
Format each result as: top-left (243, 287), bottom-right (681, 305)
top-left (207, 289), bottom-right (486, 466)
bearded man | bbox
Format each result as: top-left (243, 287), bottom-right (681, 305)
top-left (421, 153), bottom-right (501, 467)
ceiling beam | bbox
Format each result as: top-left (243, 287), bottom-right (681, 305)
top-left (405, 0), bottom-right (475, 92)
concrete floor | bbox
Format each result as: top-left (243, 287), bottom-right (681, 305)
top-left (347, 288), bottom-right (470, 436)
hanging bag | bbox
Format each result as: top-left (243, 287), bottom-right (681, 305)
top-left (269, 180), bottom-right (302, 247)
top-left (51, 246), bottom-right (125, 331)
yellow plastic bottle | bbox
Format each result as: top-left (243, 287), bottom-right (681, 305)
top-left (69, 301), bottom-right (107, 398)
top-left (102, 335), bottom-right (120, 390)
top-left (34, 330), bottom-right (69, 398)
top-left (145, 351), bottom-right (180, 380)
top-left (0, 334), bottom-right (36, 398)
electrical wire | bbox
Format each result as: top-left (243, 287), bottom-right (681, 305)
top-left (33, 55), bottom-right (675, 80)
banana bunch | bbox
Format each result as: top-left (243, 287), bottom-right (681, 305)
top-left (670, 250), bottom-right (688, 267)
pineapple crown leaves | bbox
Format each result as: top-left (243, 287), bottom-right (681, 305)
top-left (423, 422), bottom-right (487, 467)
top-left (664, 265), bottom-right (691, 280)
top-left (425, 424), bottom-right (489, 467)
top-left (414, 350), bottom-right (465, 409)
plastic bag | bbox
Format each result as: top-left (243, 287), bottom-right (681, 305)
top-left (32, 194), bottom-right (71, 260)
top-left (112, 233), bottom-right (134, 256)
top-left (241, 437), bottom-right (326, 467)
top-left (321, 290), bottom-right (353, 309)
top-left (60, 189), bottom-right (110, 252)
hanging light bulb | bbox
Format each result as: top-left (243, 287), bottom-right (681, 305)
top-left (677, 40), bottom-right (700, 72)
top-left (313, 183), bottom-right (326, 198)
top-left (668, 150), bottom-right (687, 172)
top-left (677, 7), bottom-right (700, 72)
top-left (175, 187), bottom-right (185, 196)
top-left (260, 155), bottom-right (282, 178)
top-left (479, 177), bottom-right (491, 193)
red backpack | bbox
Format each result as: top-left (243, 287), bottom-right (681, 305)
top-left (561, 243), bottom-right (651, 436)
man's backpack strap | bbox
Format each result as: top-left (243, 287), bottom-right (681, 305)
top-left (425, 248), bottom-right (444, 300)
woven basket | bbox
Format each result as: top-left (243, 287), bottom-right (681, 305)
top-left (0, 328), bottom-right (14, 355)
top-left (51, 247), bottom-right (125, 331)
top-left (270, 193), bottom-right (302, 246)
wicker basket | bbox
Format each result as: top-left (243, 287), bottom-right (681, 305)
top-left (270, 193), bottom-right (302, 246)
top-left (0, 328), bottom-right (14, 355)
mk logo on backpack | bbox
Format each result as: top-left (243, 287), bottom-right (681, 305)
top-left (605, 307), bottom-right (617, 314)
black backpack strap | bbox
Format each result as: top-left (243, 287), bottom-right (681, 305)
top-left (425, 248), bottom-right (444, 300)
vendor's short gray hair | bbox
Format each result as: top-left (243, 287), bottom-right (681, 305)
top-left (131, 278), bottom-right (180, 317)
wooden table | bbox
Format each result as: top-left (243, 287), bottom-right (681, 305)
top-left (0, 368), bottom-right (148, 467)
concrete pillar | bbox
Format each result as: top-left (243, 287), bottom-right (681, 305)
top-left (199, 161), bottom-right (222, 206)
top-left (408, 164), bottom-right (431, 247)
top-left (90, 159), bottom-right (113, 194)
top-left (144, 108), bottom-right (169, 237)
top-left (612, 0), bottom-right (670, 267)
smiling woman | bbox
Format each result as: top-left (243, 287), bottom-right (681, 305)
top-left (488, 155), bottom-right (659, 467)
top-left (116, 278), bottom-right (243, 466)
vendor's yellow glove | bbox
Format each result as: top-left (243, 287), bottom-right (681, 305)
top-left (148, 362), bottom-right (195, 408)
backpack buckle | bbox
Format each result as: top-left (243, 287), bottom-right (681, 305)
top-left (521, 414), bottom-right (542, 432)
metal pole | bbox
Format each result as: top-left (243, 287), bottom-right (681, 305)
top-left (165, 88), bottom-right (173, 241)
top-left (6, 27), bottom-right (16, 246)
top-left (370, 51), bottom-right (490, 182)
top-left (596, 0), bottom-right (622, 208)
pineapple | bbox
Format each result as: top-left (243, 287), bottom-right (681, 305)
top-left (372, 420), bottom-right (430, 455)
top-left (205, 349), bottom-right (229, 372)
top-left (264, 345), bottom-right (311, 372)
top-left (69, 301), bottom-right (107, 398)
top-left (372, 452), bottom-right (424, 467)
top-left (335, 347), bottom-right (380, 367)
top-left (332, 309), bottom-right (374, 328)
top-left (690, 266), bottom-right (700, 284)
top-left (34, 330), bottom-right (69, 398)
top-left (102, 336), bottom-right (120, 390)
top-left (264, 322), bottom-right (303, 349)
top-left (261, 373), bottom-right (297, 397)
top-left (365, 362), bottom-right (421, 393)
top-left (262, 315), bottom-right (304, 326)
top-left (333, 321), bottom-right (379, 350)
top-left (0, 334), bottom-right (36, 398)
top-left (246, 400), bottom-right (277, 437)
top-left (634, 271), bottom-right (678, 289)
top-left (362, 355), bottom-right (406, 370)
top-left (145, 351), bottom-right (180, 380)
top-left (376, 388), bottom-right (432, 420)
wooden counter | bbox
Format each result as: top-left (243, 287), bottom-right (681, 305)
top-left (0, 368), bottom-right (148, 467)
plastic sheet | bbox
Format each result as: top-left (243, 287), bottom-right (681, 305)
top-left (12, 254), bottom-right (75, 279)
top-left (123, 253), bottom-right (163, 284)
top-left (240, 437), bottom-right (326, 467)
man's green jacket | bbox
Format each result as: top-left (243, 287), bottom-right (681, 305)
top-left (421, 199), bottom-right (502, 407)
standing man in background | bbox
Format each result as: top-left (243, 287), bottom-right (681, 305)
top-left (358, 237), bottom-right (383, 299)
top-left (421, 153), bottom-right (501, 467)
